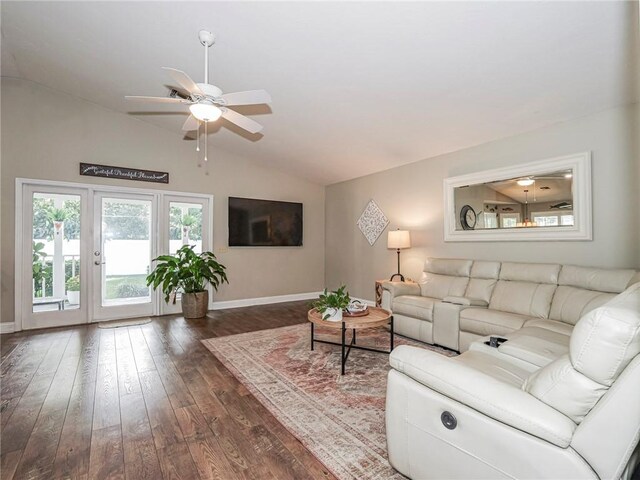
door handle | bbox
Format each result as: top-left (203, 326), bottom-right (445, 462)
top-left (94, 260), bottom-right (105, 266)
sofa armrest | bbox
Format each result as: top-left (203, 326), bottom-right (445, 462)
top-left (443, 296), bottom-right (488, 307)
top-left (381, 281), bottom-right (421, 298)
top-left (389, 345), bottom-right (576, 447)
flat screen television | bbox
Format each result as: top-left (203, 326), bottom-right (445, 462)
top-left (228, 197), bottom-right (303, 247)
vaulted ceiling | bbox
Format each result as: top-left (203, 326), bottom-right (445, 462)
top-left (2, 1), bottom-right (638, 185)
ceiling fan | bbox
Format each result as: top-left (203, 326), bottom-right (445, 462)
top-left (125, 30), bottom-right (271, 162)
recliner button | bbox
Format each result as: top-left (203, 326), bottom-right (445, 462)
top-left (441, 411), bottom-right (457, 430)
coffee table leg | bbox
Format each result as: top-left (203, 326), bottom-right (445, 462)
top-left (310, 323), bottom-right (314, 351)
top-left (341, 322), bottom-right (346, 375)
top-left (352, 328), bottom-right (356, 345)
top-left (390, 315), bottom-right (394, 352)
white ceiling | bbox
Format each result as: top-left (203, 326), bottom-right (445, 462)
top-left (2, 1), bottom-right (638, 185)
top-left (487, 176), bottom-right (573, 204)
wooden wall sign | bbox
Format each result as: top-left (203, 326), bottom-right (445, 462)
top-left (80, 163), bottom-right (169, 184)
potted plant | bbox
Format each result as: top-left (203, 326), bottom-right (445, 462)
top-left (146, 245), bottom-right (228, 318)
top-left (180, 214), bottom-right (197, 244)
top-left (313, 285), bottom-right (351, 321)
top-left (48, 208), bottom-right (67, 235)
top-left (66, 275), bottom-right (80, 305)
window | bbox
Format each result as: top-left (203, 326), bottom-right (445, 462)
top-left (169, 202), bottom-right (204, 254)
top-left (531, 211), bottom-right (574, 227)
top-left (479, 212), bottom-right (498, 229)
top-left (500, 213), bottom-right (520, 228)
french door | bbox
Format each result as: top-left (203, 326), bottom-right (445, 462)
top-left (160, 194), bottom-right (211, 315)
top-left (92, 192), bottom-right (156, 321)
top-left (20, 184), bottom-right (90, 330)
top-left (17, 179), bottom-right (213, 330)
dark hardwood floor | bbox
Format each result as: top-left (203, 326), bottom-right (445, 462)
top-left (0, 301), bottom-right (335, 480)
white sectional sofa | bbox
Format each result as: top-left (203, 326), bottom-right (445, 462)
top-left (381, 258), bottom-right (638, 352)
top-left (383, 259), bottom-right (640, 479)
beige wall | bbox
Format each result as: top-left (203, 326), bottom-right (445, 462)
top-left (1, 78), bottom-right (325, 323)
top-left (326, 103), bottom-right (639, 302)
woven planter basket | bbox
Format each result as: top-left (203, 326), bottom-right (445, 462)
top-left (182, 291), bottom-right (209, 318)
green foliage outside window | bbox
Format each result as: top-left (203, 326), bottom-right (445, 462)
top-left (169, 207), bottom-right (202, 241)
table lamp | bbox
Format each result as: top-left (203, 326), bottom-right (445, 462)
top-left (387, 229), bottom-right (411, 281)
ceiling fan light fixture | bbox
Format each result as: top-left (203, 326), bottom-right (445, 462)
top-left (189, 102), bottom-right (222, 122)
top-left (517, 178), bottom-right (535, 187)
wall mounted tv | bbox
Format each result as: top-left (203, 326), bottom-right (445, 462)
top-left (228, 197), bottom-right (303, 247)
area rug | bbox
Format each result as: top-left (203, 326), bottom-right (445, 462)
top-left (202, 323), bottom-right (456, 480)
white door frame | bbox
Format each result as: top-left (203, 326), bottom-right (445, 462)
top-left (15, 178), bottom-right (214, 331)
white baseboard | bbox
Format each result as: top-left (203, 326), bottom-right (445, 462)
top-left (0, 322), bottom-right (15, 334)
top-left (211, 291), bottom-right (322, 310)
top-left (3, 293), bottom-right (374, 333)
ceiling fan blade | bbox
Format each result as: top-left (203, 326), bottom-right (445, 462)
top-left (221, 108), bottom-right (263, 134)
top-left (162, 67), bottom-right (203, 95)
top-left (125, 95), bottom-right (185, 104)
top-left (182, 115), bottom-right (200, 131)
top-left (221, 90), bottom-right (272, 106)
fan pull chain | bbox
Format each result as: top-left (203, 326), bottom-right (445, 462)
top-left (196, 124), bottom-right (200, 152)
top-left (204, 121), bottom-right (208, 163)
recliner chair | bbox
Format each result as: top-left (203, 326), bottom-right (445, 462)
top-left (386, 282), bottom-right (640, 479)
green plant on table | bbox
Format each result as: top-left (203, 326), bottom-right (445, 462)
top-left (313, 285), bottom-right (351, 320)
top-left (146, 245), bottom-right (228, 303)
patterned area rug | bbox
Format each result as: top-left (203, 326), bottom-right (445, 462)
top-left (202, 323), bottom-right (456, 480)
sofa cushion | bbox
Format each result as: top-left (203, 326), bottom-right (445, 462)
top-left (489, 281), bottom-right (556, 318)
top-left (455, 350), bottom-right (531, 387)
top-left (420, 274), bottom-right (469, 300)
top-left (419, 258), bottom-right (472, 299)
top-left (393, 295), bottom-right (437, 322)
top-left (498, 327), bottom-right (570, 367)
top-left (424, 258), bottom-right (473, 277)
top-left (523, 355), bottom-right (608, 424)
top-left (470, 260), bottom-right (501, 280)
top-left (569, 283), bottom-right (640, 386)
top-left (549, 286), bottom-right (616, 325)
top-left (510, 326), bottom-right (571, 346)
top-left (460, 308), bottom-right (532, 336)
top-left (524, 318), bottom-right (574, 336)
top-left (499, 262), bottom-right (561, 284)
top-left (465, 278), bottom-right (498, 304)
top-left (559, 265), bottom-right (636, 294)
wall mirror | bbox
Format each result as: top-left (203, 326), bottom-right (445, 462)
top-left (444, 152), bottom-right (591, 241)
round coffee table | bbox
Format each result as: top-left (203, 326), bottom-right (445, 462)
top-left (307, 307), bottom-right (393, 375)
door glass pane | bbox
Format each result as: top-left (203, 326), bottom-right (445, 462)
top-left (32, 192), bottom-right (81, 312)
top-left (102, 198), bottom-right (151, 306)
top-left (169, 202), bottom-right (203, 254)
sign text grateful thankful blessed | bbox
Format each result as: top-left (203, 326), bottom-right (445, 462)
top-left (79, 163), bottom-right (169, 184)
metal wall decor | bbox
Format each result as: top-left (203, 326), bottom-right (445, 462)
top-left (357, 199), bottom-right (389, 246)
top-left (80, 163), bottom-right (169, 184)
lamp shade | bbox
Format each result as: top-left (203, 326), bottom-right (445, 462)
top-left (387, 230), bottom-right (411, 249)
